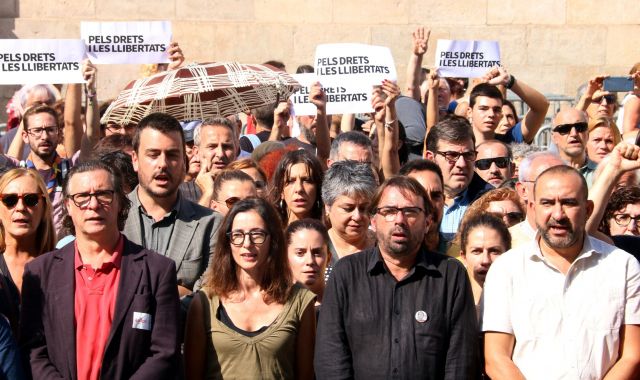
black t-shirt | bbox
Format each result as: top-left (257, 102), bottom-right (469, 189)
top-left (239, 130), bottom-right (271, 153)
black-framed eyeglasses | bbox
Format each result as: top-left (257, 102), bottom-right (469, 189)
top-left (0, 193), bottom-right (43, 208)
top-left (227, 229), bottom-right (269, 246)
top-left (436, 150), bottom-right (476, 164)
top-left (218, 196), bottom-right (241, 209)
top-left (592, 94), bottom-right (616, 105)
top-left (26, 126), bottom-right (59, 136)
top-left (552, 122), bottom-right (588, 135)
top-left (66, 190), bottom-right (115, 208)
top-left (475, 157), bottom-right (511, 170)
top-left (613, 213), bottom-right (640, 227)
top-left (375, 206), bottom-right (424, 222)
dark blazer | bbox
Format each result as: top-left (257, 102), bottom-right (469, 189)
top-left (19, 236), bottom-right (180, 380)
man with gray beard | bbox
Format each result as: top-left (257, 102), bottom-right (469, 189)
top-left (315, 176), bottom-right (479, 379)
top-left (483, 166), bottom-right (640, 379)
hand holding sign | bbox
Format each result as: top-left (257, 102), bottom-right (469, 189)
top-left (167, 42), bottom-right (184, 70)
top-left (372, 80), bottom-right (400, 123)
top-left (412, 27), bottom-right (431, 56)
top-left (309, 82), bottom-right (327, 111)
top-left (82, 60), bottom-right (97, 92)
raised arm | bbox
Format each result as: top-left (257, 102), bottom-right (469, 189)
top-left (622, 72), bottom-right (640, 134)
top-left (63, 82), bottom-right (83, 157)
top-left (6, 120), bottom-right (26, 160)
top-left (576, 74), bottom-right (607, 112)
top-left (309, 82), bottom-right (331, 161)
top-left (167, 42), bottom-right (185, 70)
top-left (403, 27), bottom-right (431, 101)
top-left (373, 80), bottom-right (401, 181)
top-left (587, 142), bottom-right (640, 242)
top-left (79, 60), bottom-right (100, 162)
top-left (483, 66), bottom-right (550, 143)
top-left (269, 101), bottom-right (292, 141)
top-left (425, 69), bottom-right (440, 140)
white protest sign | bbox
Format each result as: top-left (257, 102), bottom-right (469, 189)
top-left (0, 39), bottom-right (85, 84)
top-left (314, 43), bottom-right (397, 114)
top-left (290, 73), bottom-right (317, 116)
top-left (435, 40), bottom-right (501, 78)
top-left (81, 21), bottom-right (172, 64)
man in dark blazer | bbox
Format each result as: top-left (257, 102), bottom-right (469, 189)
top-left (20, 161), bottom-right (180, 380)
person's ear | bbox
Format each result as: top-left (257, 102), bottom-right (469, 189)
top-left (425, 150), bottom-right (435, 160)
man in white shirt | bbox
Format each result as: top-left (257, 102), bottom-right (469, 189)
top-left (483, 165), bottom-right (640, 379)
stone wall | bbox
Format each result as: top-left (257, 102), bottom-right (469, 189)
top-left (0, 0), bottom-right (638, 122)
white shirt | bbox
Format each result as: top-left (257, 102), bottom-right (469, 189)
top-left (508, 219), bottom-right (537, 248)
top-left (481, 236), bottom-right (640, 380)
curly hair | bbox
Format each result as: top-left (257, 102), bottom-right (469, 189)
top-left (600, 185), bottom-right (640, 235)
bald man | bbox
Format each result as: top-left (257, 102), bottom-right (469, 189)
top-left (551, 109), bottom-right (597, 187)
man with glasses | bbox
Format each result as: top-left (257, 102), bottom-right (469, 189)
top-left (123, 112), bottom-right (222, 302)
top-left (425, 116), bottom-right (491, 242)
top-left (483, 165), bottom-right (640, 379)
top-left (475, 140), bottom-right (514, 188)
top-left (315, 176), bottom-right (479, 379)
top-left (21, 161), bottom-right (180, 379)
top-left (551, 109), bottom-right (597, 187)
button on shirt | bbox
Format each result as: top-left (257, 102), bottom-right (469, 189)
top-left (139, 199), bottom-right (179, 255)
top-left (315, 246), bottom-right (479, 379)
top-left (481, 236), bottom-right (640, 379)
top-left (74, 236), bottom-right (123, 380)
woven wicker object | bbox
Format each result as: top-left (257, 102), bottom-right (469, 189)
top-left (100, 62), bottom-right (301, 125)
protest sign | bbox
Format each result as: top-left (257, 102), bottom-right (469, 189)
top-left (0, 39), bottom-right (85, 84)
top-left (81, 21), bottom-right (171, 64)
top-left (290, 73), bottom-right (317, 116)
top-left (290, 74), bottom-right (375, 116)
top-left (435, 40), bottom-right (501, 78)
top-left (313, 43), bottom-right (397, 114)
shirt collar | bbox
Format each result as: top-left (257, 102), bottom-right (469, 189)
top-left (133, 185), bottom-right (182, 218)
top-left (74, 234), bottom-right (124, 271)
top-left (367, 245), bottom-right (438, 275)
top-left (529, 234), bottom-right (601, 262)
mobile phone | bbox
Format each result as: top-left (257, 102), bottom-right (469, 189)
top-left (603, 76), bottom-right (634, 92)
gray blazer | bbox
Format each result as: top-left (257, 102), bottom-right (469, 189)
top-left (123, 188), bottom-right (222, 290)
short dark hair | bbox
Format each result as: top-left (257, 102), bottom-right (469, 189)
top-left (329, 131), bottom-right (372, 161)
top-left (460, 213), bottom-right (511, 253)
top-left (93, 134), bottom-right (133, 158)
top-left (263, 60), bottom-right (286, 70)
top-left (295, 64), bottom-right (314, 74)
top-left (133, 112), bottom-right (185, 153)
top-left (502, 99), bottom-right (519, 124)
top-left (250, 103), bottom-right (276, 129)
top-left (369, 176), bottom-right (433, 219)
top-left (600, 185), bottom-right (640, 235)
top-left (97, 151), bottom-right (138, 193)
top-left (469, 83), bottom-right (503, 108)
top-left (399, 159), bottom-right (444, 186)
top-left (23, 104), bottom-right (59, 130)
top-left (534, 166), bottom-right (588, 202)
top-left (205, 197), bottom-right (292, 303)
top-left (425, 115), bottom-right (475, 153)
top-left (61, 160), bottom-right (132, 235)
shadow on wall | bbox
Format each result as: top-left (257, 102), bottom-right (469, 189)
top-left (0, 0), bottom-right (19, 126)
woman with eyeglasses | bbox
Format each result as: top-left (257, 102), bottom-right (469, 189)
top-left (0, 168), bottom-right (56, 336)
top-left (271, 149), bottom-right (324, 226)
top-left (321, 161), bottom-right (377, 280)
top-left (184, 198), bottom-right (316, 380)
top-left (286, 219), bottom-right (329, 306)
top-left (600, 185), bottom-right (640, 237)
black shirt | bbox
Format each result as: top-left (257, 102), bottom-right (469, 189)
top-left (315, 246), bottom-right (480, 379)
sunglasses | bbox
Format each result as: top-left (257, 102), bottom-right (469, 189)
top-left (490, 211), bottom-right (525, 225)
top-left (0, 193), bottom-right (43, 208)
top-left (475, 157), bottom-right (510, 170)
top-left (592, 94), bottom-right (616, 104)
top-left (219, 196), bottom-right (241, 209)
top-left (552, 122), bottom-right (588, 135)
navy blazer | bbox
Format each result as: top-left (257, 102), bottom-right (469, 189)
top-left (19, 236), bottom-right (180, 380)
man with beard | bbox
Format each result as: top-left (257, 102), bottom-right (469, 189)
top-left (483, 165), bottom-right (640, 379)
top-left (123, 113), bottom-right (222, 299)
top-left (284, 81), bottom-right (331, 163)
top-left (315, 176), bottom-right (479, 379)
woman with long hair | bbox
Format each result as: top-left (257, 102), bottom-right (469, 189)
top-left (270, 149), bottom-right (324, 225)
top-left (0, 168), bottom-right (55, 335)
top-left (184, 198), bottom-right (316, 379)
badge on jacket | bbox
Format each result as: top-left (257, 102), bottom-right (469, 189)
top-left (132, 312), bottom-right (153, 331)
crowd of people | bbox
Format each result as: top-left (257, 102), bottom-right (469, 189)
top-left (0, 26), bottom-right (639, 379)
